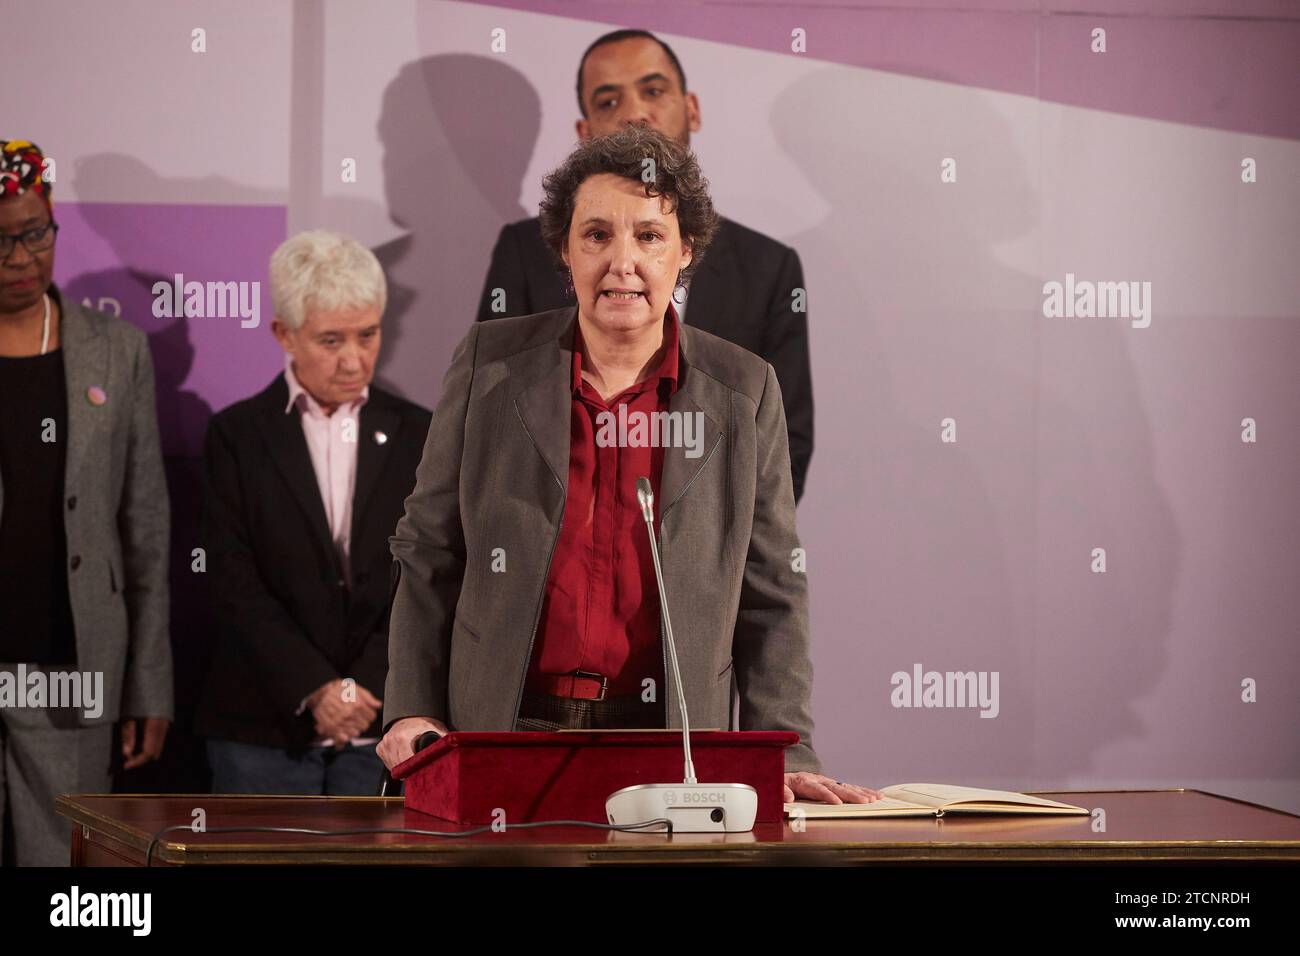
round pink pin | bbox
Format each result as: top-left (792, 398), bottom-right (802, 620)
top-left (87, 386), bottom-right (107, 406)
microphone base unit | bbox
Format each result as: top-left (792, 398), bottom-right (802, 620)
top-left (605, 782), bottom-right (758, 832)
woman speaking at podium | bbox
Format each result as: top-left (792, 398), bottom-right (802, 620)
top-left (377, 126), bottom-right (879, 805)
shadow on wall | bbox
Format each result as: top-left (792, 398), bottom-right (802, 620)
top-left (371, 54), bottom-right (541, 406)
top-left (771, 66), bottom-right (1179, 783)
top-left (60, 153), bottom-right (278, 795)
top-left (66, 151), bottom-right (291, 456)
top-left (52, 56), bottom-right (545, 788)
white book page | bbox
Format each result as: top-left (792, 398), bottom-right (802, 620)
top-left (882, 783), bottom-right (1079, 810)
top-left (784, 796), bottom-right (934, 815)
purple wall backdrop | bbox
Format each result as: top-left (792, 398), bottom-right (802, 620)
top-left (54, 202), bottom-right (286, 457)
top-left (5, 0), bottom-right (1298, 812)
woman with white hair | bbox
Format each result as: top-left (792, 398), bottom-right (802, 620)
top-left (197, 230), bottom-right (432, 795)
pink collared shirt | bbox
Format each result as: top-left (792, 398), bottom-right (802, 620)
top-left (285, 358), bottom-right (377, 748)
top-left (283, 357), bottom-right (368, 584)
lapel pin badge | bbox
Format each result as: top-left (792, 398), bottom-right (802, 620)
top-left (87, 386), bottom-right (107, 406)
top-left (373, 430), bottom-right (388, 445)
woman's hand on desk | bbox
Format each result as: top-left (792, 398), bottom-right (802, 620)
top-left (377, 716), bottom-right (452, 769)
top-left (784, 772), bottom-right (884, 804)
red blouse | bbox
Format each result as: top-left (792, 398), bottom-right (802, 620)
top-left (524, 307), bottom-right (681, 699)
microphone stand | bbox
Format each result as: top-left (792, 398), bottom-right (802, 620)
top-left (602, 477), bottom-right (757, 832)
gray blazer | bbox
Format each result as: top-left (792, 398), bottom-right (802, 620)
top-left (0, 290), bottom-right (173, 724)
top-left (383, 306), bottom-right (821, 773)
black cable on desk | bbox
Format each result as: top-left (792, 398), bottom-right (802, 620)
top-left (143, 818), bottom-right (675, 866)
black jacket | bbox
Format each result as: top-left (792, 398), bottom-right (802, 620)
top-left (475, 215), bottom-right (813, 501)
top-left (196, 374), bottom-right (431, 750)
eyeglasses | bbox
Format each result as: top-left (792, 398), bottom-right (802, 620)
top-left (0, 221), bottom-right (59, 260)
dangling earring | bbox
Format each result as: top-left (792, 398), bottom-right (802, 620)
top-left (672, 270), bottom-right (687, 305)
top-left (564, 268), bottom-right (575, 298)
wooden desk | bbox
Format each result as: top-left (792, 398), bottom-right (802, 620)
top-left (57, 789), bottom-right (1300, 866)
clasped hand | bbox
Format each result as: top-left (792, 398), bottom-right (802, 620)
top-left (307, 679), bottom-right (382, 748)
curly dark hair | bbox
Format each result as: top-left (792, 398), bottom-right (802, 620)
top-left (538, 125), bottom-right (719, 286)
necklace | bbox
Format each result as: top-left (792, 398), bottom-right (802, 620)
top-left (39, 293), bottom-right (51, 355)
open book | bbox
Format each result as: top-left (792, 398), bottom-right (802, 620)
top-left (785, 783), bottom-right (1089, 819)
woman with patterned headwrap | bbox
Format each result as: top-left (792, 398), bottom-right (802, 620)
top-left (0, 140), bottom-right (173, 866)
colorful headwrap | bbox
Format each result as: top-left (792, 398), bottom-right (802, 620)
top-left (0, 140), bottom-right (52, 210)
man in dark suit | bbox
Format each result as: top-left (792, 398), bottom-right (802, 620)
top-left (197, 231), bottom-right (431, 795)
top-left (476, 29), bottom-right (814, 502)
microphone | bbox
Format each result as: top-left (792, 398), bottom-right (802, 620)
top-left (377, 728), bottom-right (445, 797)
top-left (413, 730), bottom-right (444, 754)
top-left (636, 476), bottom-right (696, 784)
top-left (604, 477), bottom-right (758, 832)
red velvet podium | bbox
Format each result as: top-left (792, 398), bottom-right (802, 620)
top-left (392, 729), bottom-right (799, 825)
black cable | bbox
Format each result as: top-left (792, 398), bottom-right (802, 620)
top-left (144, 817), bottom-right (675, 866)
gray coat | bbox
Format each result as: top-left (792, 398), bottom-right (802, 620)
top-left (0, 290), bottom-right (173, 724)
top-left (383, 306), bottom-right (821, 773)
